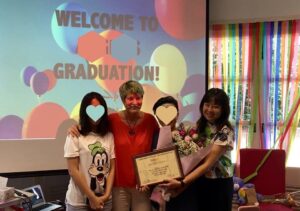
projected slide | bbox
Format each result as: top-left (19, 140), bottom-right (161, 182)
top-left (0, 0), bottom-right (207, 173)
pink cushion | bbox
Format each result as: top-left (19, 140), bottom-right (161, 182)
top-left (239, 149), bottom-right (286, 195)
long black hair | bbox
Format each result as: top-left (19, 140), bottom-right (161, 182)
top-left (79, 92), bottom-right (110, 136)
top-left (196, 88), bottom-right (233, 134)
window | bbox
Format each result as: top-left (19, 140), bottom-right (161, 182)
top-left (209, 21), bottom-right (300, 167)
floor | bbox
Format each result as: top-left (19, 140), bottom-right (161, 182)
top-left (232, 203), bottom-right (299, 211)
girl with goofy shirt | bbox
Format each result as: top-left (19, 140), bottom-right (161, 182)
top-left (64, 92), bottom-right (115, 211)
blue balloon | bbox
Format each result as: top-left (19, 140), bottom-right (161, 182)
top-left (111, 33), bottom-right (137, 62)
top-left (51, 2), bottom-right (90, 54)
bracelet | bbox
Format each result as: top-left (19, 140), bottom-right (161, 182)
top-left (178, 178), bottom-right (185, 187)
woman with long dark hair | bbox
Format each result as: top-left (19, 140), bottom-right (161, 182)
top-left (161, 88), bottom-right (234, 211)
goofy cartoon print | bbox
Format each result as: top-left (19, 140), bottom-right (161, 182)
top-left (88, 142), bottom-right (110, 196)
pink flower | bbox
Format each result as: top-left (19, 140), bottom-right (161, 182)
top-left (184, 136), bottom-right (192, 142)
top-left (192, 133), bottom-right (199, 140)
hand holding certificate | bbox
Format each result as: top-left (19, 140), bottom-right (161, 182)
top-left (149, 124), bottom-right (213, 206)
top-left (133, 146), bottom-right (183, 186)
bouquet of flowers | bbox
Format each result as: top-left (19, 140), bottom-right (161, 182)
top-left (172, 123), bottom-right (203, 156)
top-left (155, 122), bottom-right (212, 175)
top-left (150, 123), bottom-right (212, 207)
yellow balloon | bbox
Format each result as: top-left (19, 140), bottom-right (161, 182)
top-left (150, 44), bottom-right (187, 95)
top-left (70, 102), bottom-right (81, 122)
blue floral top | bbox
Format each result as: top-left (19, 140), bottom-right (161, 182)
top-left (203, 123), bottom-right (234, 179)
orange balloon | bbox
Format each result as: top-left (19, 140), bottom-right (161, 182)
top-left (43, 69), bottom-right (57, 91)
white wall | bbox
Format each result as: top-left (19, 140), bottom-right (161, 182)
top-left (209, 0), bottom-right (300, 188)
top-left (209, 0), bottom-right (300, 24)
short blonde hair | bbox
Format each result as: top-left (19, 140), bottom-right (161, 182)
top-left (119, 80), bottom-right (144, 101)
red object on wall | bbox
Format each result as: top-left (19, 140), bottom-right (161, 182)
top-left (239, 149), bottom-right (286, 195)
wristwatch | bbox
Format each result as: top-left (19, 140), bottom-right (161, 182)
top-left (178, 178), bottom-right (185, 187)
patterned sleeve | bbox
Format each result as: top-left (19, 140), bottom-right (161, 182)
top-left (212, 125), bottom-right (234, 150)
top-left (64, 135), bottom-right (80, 158)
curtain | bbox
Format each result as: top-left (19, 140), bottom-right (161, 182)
top-left (209, 21), bottom-right (300, 166)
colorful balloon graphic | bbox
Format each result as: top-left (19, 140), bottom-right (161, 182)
top-left (178, 104), bottom-right (199, 123)
top-left (101, 30), bottom-right (122, 40)
top-left (51, 2), bottom-right (90, 53)
top-left (43, 69), bottom-right (57, 91)
top-left (55, 119), bottom-right (78, 141)
top-left (178, 74), bottom-right (205, 122)
top-left (70, 102), bottom-right (81, 122)
top-left (89, 30), bottom-right (136, 95)
top-left (30, 72), bottom-right (49, 96)
top-left (155, 0), bottom-right (206, 40)
top-left (77, 31), bottom-right (107, 62)
top-left (22, 102), bottom-right (69, 138)
top-left (0, 115), bottom-right (24, 139)
top-left (111, 33), bottom-right (138, 62)
top-left (180, 74), bottom-right (205, 106)
top-left (93, 55), bottom-right (136, 94)
top-left (141, 84), bottom-right (166, 114)
top-left (21, 66), bottom-right (37, 87)
top-left (150, 44), bottom-right (187, 95)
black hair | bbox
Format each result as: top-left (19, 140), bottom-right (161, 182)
top-left (79, 92), bottom-right (110, 136)
top-left (152, 96), bottom-right (179, 113)
top-left (196, 88), bottom-right (233, 134)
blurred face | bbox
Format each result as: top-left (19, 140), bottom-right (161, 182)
top-left (123, 93), bottom-right (143, 114)
top-left (202, 101), bottom-right (222, 123)
top-left (155, 103), bottom-right (178, 129)
top-left (89, 98), bottom-right (102, 125)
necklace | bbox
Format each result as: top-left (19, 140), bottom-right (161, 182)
top-left (124, 113), bottom-right (138, 136)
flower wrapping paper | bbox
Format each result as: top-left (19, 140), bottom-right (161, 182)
top-left (150, 124), bottom-right (213, 206)
top-left (157, 125), bottom-right (212, 175)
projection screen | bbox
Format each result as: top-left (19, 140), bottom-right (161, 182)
top-left (0, 0), bottom-right (208, 174)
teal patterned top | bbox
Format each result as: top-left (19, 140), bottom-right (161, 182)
top-left (202, 123), bottom-right (234, 179)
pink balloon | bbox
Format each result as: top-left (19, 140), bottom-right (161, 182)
top-left (30, 72), bottom-right (49, 96)
top-left (0, 115), bottom-right (24, 139)
top-left (155, 0), bottom-right (206, 40)
top-left (141, 84), bottom-right (166, 114)
top-left (43, 69), bottom-right (57, 91)
top-left (22, 102), bottom-right (69, 138)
